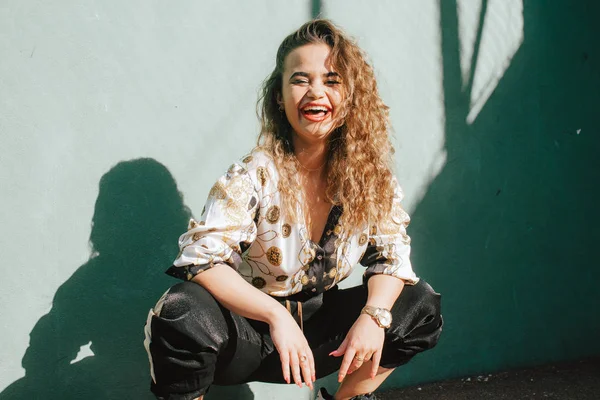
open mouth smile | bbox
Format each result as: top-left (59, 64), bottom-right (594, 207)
top-left (300, 103), bottom-right (332, 122)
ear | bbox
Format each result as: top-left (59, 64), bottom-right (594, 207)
top-left (276, 92), bottom-right (283, 107)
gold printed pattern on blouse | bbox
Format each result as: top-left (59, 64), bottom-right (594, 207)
top-left (276, 275), bottom-right (288, 282)
top-left (209, 181), bottom-right (227, 200)
top-left (256, 229), bottom-right (278, 242)
top-left (301, 275), bottom-right (309, 285)
top-left (308, 246), bottom-right (316, 262)
top-left (227, 164), bottom-right (236, 174)
top-left (329, 268), bottom-right (337, 278)
top-left (252, 276), bottom-right (266, 289)
top-left (243, 155), bottom-right (253, 164)
top-left (266, 205), bottom-right (280, 224)
top-left (358, 233), bottom-right (368, 246)
top-left (380, 202), bottom-right (410, 235)
top-left (298, 238), bottom-right (316, 265)
top-left (256, 167), bottom-right (268, 187)
top-left (391, 201), bottom-right (410, 224)
top-left (333, 224), bottom-right (342, 236)
top-left (222, 176), bottom-right (254, 225)
top-left (400, 233), bottom-right (411, 245)
top-left (227, 176), bottom-right (252, 201)
top-left (192, 232), bottom-right (203, 241)
top-left (266, 246), bottom-right (282, 266)
top-left (225, 199), bottom-right (247, 224)
top-left (282, 223), bottom-right (291, 238)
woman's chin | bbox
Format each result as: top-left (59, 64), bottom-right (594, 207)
top-left (293, 127), bottom-right (334, 145)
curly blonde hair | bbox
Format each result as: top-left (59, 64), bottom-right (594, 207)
top-left (256, 19), bottom-right (396, 233)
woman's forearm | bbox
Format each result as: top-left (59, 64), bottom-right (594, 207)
top-left (366, 274), bottom-right (405, 309)
top-left (192, 263), bottom-right (289, 325)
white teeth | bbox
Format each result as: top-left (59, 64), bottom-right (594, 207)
top-left (303, 107), bottom-right (328, 112)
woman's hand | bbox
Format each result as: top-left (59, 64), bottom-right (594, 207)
top-left (269, 311), bottom-right (315, 389)
top-left (193, 265), bottom-right (315, 388)
top-left (330, 313), bottom-right (385, 381)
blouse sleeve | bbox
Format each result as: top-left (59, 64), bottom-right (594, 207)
top-left (359, 178), bottom-right (419, 285)
top-left (165, 163), bottom-right (259, 281)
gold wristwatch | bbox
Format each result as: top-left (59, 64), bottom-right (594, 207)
top-left (361, 305), bottom-right (392, 328)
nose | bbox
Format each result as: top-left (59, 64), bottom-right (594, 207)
top-left (307, 82), bottom-right (325, 99)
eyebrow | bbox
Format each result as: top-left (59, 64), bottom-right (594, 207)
top-left (288, 71), bottom-right (341, 81)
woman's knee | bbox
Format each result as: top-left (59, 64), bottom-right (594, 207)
top-left (146, 283), bottom-right (233, 398)
top-left (379, 280), bottom-right (442, 367)
top-left (413, 280), bottom-right (442, 323)
top-left (156, 281), bottom-right (219, 320)
top-left (389, 280), bottom-right (443, 346)
top-left (151, 281), bottom-right (231, 352)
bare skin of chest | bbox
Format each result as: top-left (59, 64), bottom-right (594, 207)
top-left (306, 197), bottom-right (331, 243)
top-left (302, 173), bottom-right (332, 243)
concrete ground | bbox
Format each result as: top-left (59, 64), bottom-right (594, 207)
top-left (378, 358), bottom-right (600, 400)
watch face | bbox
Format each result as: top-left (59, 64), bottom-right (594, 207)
top-left (378, 310), bottom-right (392, 327)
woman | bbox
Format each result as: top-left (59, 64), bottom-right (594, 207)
top-left (144, 19), bottom-right (442, 400)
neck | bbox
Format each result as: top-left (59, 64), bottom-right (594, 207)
top-left (292, 138), bottom-right (328, 172)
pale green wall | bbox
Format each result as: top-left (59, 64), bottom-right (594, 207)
top-left (1, 1), bottom-right (599, 399)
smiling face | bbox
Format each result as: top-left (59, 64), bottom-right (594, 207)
top-left (279, 43), bottom-right (343, 148)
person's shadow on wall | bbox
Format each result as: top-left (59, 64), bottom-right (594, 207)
top-left (0, 158), bottom-right (254, 399)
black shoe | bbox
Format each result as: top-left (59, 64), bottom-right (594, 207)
top-left (316, 388), bottom-right (334, 400)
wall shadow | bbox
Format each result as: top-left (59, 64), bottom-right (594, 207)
top-left (0, 158), bottom-right (254, 399)
top-left (398, 0), bottom-right (600, 386)
top-left (311, 0), bottom-right (322, 19)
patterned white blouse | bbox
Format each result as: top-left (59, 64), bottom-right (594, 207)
top-left (166, 150), bottom-right (419, 297)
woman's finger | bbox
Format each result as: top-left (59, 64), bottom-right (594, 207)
top-left (299, 352), bottom-right (313, 389)
top-left (290, 352), bottom-right (303, 387)
top-left (280, 351), bottom-right (291, 384)
top-left (329, 336), bottom-right (348, 357)
top-left (338, 347), bottom-right (356, 382)
top-left (307, 348), bottom-right (316, 384)
top-left (347, 353), bottom-right (366, 374)
top-left (362, 351), bottom-right (374, 363)
top-left (370, 350), bottom-right (382, 379)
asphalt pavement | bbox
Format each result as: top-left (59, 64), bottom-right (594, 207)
top-left (378, 358), bottom-right (600, 400)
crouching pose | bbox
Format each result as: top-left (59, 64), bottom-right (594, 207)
top-left (144, 19), bottom-right (443, 400)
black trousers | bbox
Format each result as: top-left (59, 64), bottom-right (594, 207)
top-left (145, 280), bottom-right (442, 400)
